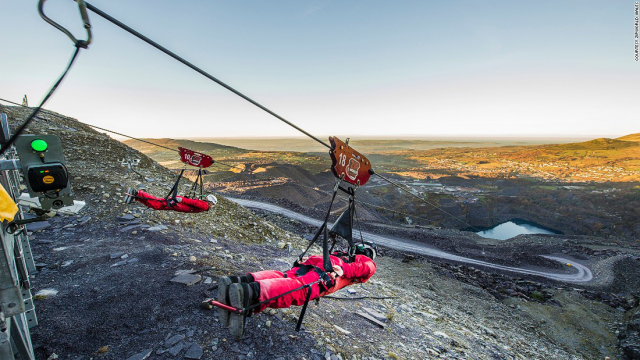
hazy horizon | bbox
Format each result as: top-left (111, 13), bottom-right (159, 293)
top-left (120, 134), bottom-right (612, 153)
top-left (187, 134), bottom-right (602, 141)
top-left (4, 1), bottom-right (637, 139)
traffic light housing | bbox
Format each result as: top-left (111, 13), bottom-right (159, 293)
top-left (14, 135), bottom-right (73, 210)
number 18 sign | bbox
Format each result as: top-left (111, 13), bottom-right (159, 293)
top-left (329, 136), bottom-right (372, 186)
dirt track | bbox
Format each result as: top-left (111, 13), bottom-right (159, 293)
top-left (229, 198), bottom-right (594, 283)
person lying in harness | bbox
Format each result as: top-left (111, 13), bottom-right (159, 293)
top-left (216, 242), bottom-right (377, 338)
top-left (124, 187), bottom-right (217, 213)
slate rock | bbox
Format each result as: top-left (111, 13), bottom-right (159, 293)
top-left (621, 333), bottom-right (640, 359)
top-left (170, 274), bottom-right (201, 286)
top-left (362, 307), bottom-right (386, 321)
top-left (355, 311), bottom-right (386, 328)
top-left (184, 343), bottom-right (203, 360)
top-left (126, 348), bottom-right (153, 360)
top-left (167, 342), bottom-right (184, 357)
top-left (165, 334), bottom-right (185, 347)
top-left (118, 214), bottom-right (136, 222)
top-left (147, 225), bottom-right (168, 232)
top-left (120, 224), bottom-right (142, 232)
top-left (27, 221), bottom-right (51, 232)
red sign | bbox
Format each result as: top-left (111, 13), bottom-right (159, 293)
top-left (179, 147), bottom-right (214, 168)
top-left (329, 137), bottom-right (372, 186)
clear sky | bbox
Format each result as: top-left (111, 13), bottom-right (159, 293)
top-left (2, 1), bottom-right (638, 139)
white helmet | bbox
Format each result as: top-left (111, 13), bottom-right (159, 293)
top-left (206, 194), bottom-right (218, 206)
top-left (355, 242), bottom-right (377, 261)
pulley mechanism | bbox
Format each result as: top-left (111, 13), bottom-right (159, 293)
top-left (329, 136), bottom-right (372, 186)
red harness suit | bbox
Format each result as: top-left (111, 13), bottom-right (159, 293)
top-left (249, 254), bottom-right (376, 313)
top-left (134, 190), bottom-right (210, 213)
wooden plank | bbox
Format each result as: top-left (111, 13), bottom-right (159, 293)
top-left (355, 311), bottom-right (386, 328)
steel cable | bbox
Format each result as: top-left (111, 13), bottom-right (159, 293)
top-left (0, 47), bottom-right (81, 155)
top-left (4, 3), bottom-right (481, 231)
top-left (83, 1), bottom-right (331, 150)
top-left (0, 98), bottom-right (238, 170)
top-left (372, 172), bottom-right (481, 231)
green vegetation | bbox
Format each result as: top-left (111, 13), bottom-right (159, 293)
top-left (531, 291), bottom-right (545, 302)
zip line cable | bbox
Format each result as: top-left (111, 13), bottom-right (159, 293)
top-left (87, 123), bottom-right (179, 153)
top-left (3, 92), bottom-right (476, 230)
top-left (0, 98), bottom-right (30, 108)
top-left (0, 47), bottom-right (81, 156)
top-left (0, 97), bottom-right (177, 153)
top-left (0, 97), bottom-right (237, 170)
top-left (79, 2), bottom-right (481, 231)
top-left (86, 124), bottom-right (238, 170)
top-left (289, 179), bottom-right (467, 229)
top-left (5, 4), bottom-right (481, 231)
top-left (82, 123), bottom-right (236, 169)
top-left (83, 1), bottom-right (331, 150)
top-left (372, 172), bottom-right (481, 231)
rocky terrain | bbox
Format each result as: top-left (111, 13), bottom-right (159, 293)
top-left (128, 135), bottom-right (640, 239)
top-left (2, 104), bottom-right (639, 359)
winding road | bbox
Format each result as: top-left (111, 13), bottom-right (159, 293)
top-left (230, 198), bottom-right (593, 283)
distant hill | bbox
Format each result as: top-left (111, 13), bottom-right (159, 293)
top-left (617, 133), bottom-right (640, 142)
top-left (401, 133), bottom-right (640, 182)
top-left (126, 134), bottom-right (640, 183)
top-left (552, 137), bottom-right (638, 151)
top-left (123, 138), bottom-right (249, 169)
top-left (123, 138), bottom-right (246, 154)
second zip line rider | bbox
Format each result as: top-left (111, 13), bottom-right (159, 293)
top-left (124, 187), bottom-right (217, 213)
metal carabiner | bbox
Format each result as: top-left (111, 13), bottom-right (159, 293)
top-left (38, 0), bottom-right (92, 48)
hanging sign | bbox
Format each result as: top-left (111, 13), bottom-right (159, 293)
top-left (329, 137), bottom-right (372, 186)
top-left (179, 147), bottom-right (214, 168)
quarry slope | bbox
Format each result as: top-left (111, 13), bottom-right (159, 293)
top-left (0, 105), bottom-right (631, 360)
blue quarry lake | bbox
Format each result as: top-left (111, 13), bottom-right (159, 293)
top-left (476, 220), bottom-right (560, 240)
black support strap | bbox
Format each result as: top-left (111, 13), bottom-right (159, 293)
top-left (188, 167), bottom-right (204, 199)
top-left (166, 168), bottom-right (185, 201)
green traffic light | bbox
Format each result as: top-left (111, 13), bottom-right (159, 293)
top-left (31, 139), bottom-right (48, 152)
